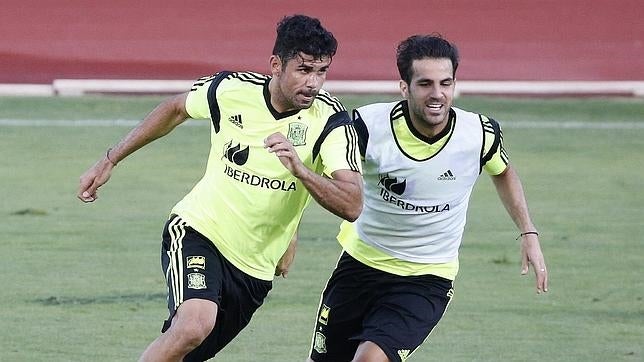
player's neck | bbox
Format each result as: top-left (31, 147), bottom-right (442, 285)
top-left (267, 78), bottom-right (294, 113)
top-left (409, 116), bottom-right (449, 139)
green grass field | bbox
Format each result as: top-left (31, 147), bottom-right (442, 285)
top-left (1, 95), bottom-right (643, 361)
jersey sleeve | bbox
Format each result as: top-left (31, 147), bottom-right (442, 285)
top-left (481, 116), bottom-right (509, 175)
top-left (318, 111), bottom-right (362, 176)
top-left (185, 75), bottom-right (214, 119)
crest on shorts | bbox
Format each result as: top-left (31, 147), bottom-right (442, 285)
top-left (314, 332), bottom-right (327, 354)
top-left (187, 256), bottom-right (206, 270)
top-left (318, 304), bottom-right (330, 325)
top-left (287, 122), bottom-right (307, 146)
top-left (398, 349), bottom-right (410, 361)
top-left (187, 273), bottom-right (206, 289)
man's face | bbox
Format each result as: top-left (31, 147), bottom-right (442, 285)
top-left (271, 52), bottom-right (331, 112)
top-left (400, 57), bottom-right (455, 137)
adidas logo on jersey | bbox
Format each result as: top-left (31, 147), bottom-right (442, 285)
top-left (228, 114), bottom-right (243, 128)
top-left (437, 169), bottom-right (456, 181)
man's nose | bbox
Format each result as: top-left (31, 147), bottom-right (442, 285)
top-left (305, 73), bottom-right (321, 89)
top-left (429, 84), bottom-right (442, 98)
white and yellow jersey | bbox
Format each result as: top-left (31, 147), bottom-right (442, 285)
top-left (172, 71), bottom-right (360, 281)
top-left (339, 101), bottom-right (507, 280)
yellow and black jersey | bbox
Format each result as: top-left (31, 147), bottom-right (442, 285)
top-left (172, 71), bottom-right (360, 281)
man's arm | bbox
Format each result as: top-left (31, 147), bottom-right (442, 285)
top-left (77, 93), bottom-right (190, 202)
top-left (491, 164), bottom-right (548, 293)
top-left (264, 132), bottom-right (363, 221)
top-left (275, 230), bottom-right (298, 278)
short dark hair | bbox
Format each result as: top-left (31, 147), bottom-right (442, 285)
top-left (272, 14), bottom-right (338, 64)
top-left (396, 35), bottom-right (459, 83)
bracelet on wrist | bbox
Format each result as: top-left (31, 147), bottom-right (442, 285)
top-left (106, 147), bottom-right (118, 166)
top-left (516, 231), bottom-right (539, 240)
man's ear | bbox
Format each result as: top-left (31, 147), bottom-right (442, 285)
top-left (399, 80), bottom-right (409, 98)
top-left (270, 55), bottom-right (281, 77)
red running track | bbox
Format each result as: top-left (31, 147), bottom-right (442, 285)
top-left (1, 0), bottom-right (642, 83)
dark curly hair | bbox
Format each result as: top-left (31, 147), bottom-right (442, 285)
top-left (396, 35), bottom-right (459, 84)
top-left (272, 14), bottom-right (338, 64)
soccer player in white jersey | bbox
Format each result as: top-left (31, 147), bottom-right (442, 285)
top-left (78, 15), bottom-right (362, 361)
top-left (307, 35), bottom-right (548, 362)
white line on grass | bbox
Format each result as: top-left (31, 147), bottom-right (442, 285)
top-left (499, 121), bottom-right (644, 129)
top-left (0, 119), bottom-right (143, 127)
top-left (2, 119), bottom-right (644, 129)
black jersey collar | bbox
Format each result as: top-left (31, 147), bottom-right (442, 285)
top-left (401, 100), bottom-right (455, 144)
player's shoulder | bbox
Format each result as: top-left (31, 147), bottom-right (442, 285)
top-left (217, 71), bottom-right (269, 90)
top-left (356, 100), bottom-right (401, 114)
top-left (313, 89), bottom-right (347, 115)
top-left (453, 106), bottom-right (501, 129)
top-left (354, 101), bottom-right (402, 126)
top-left (230, 71), bottom-right (270, 84)
top-left (452, 105), bottom-right (483, 120)
top-left (189, 71), bottom-right (268, 95)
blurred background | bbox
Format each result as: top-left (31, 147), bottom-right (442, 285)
top-left (1, 0), bottom-right (642, 89)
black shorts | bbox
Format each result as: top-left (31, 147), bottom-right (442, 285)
top-left (309, 252), bottom-right (454, 362)
top-left (161, 215), bottom-right (272, 361)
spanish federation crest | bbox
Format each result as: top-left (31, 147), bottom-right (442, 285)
top-left (187, 273), bottom-right (206, 289)
top-left (287, 122), bottom-right (307, 146)
top-left (314, 332), bottom-right (327, 354)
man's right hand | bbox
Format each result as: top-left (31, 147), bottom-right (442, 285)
top-left (77, 156), bottom-right (115, 202)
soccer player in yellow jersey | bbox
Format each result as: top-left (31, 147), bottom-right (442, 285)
top-left (307, 35), bottom-right (548, 362)
top-left (78, 15), bottom-right (362, 361)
